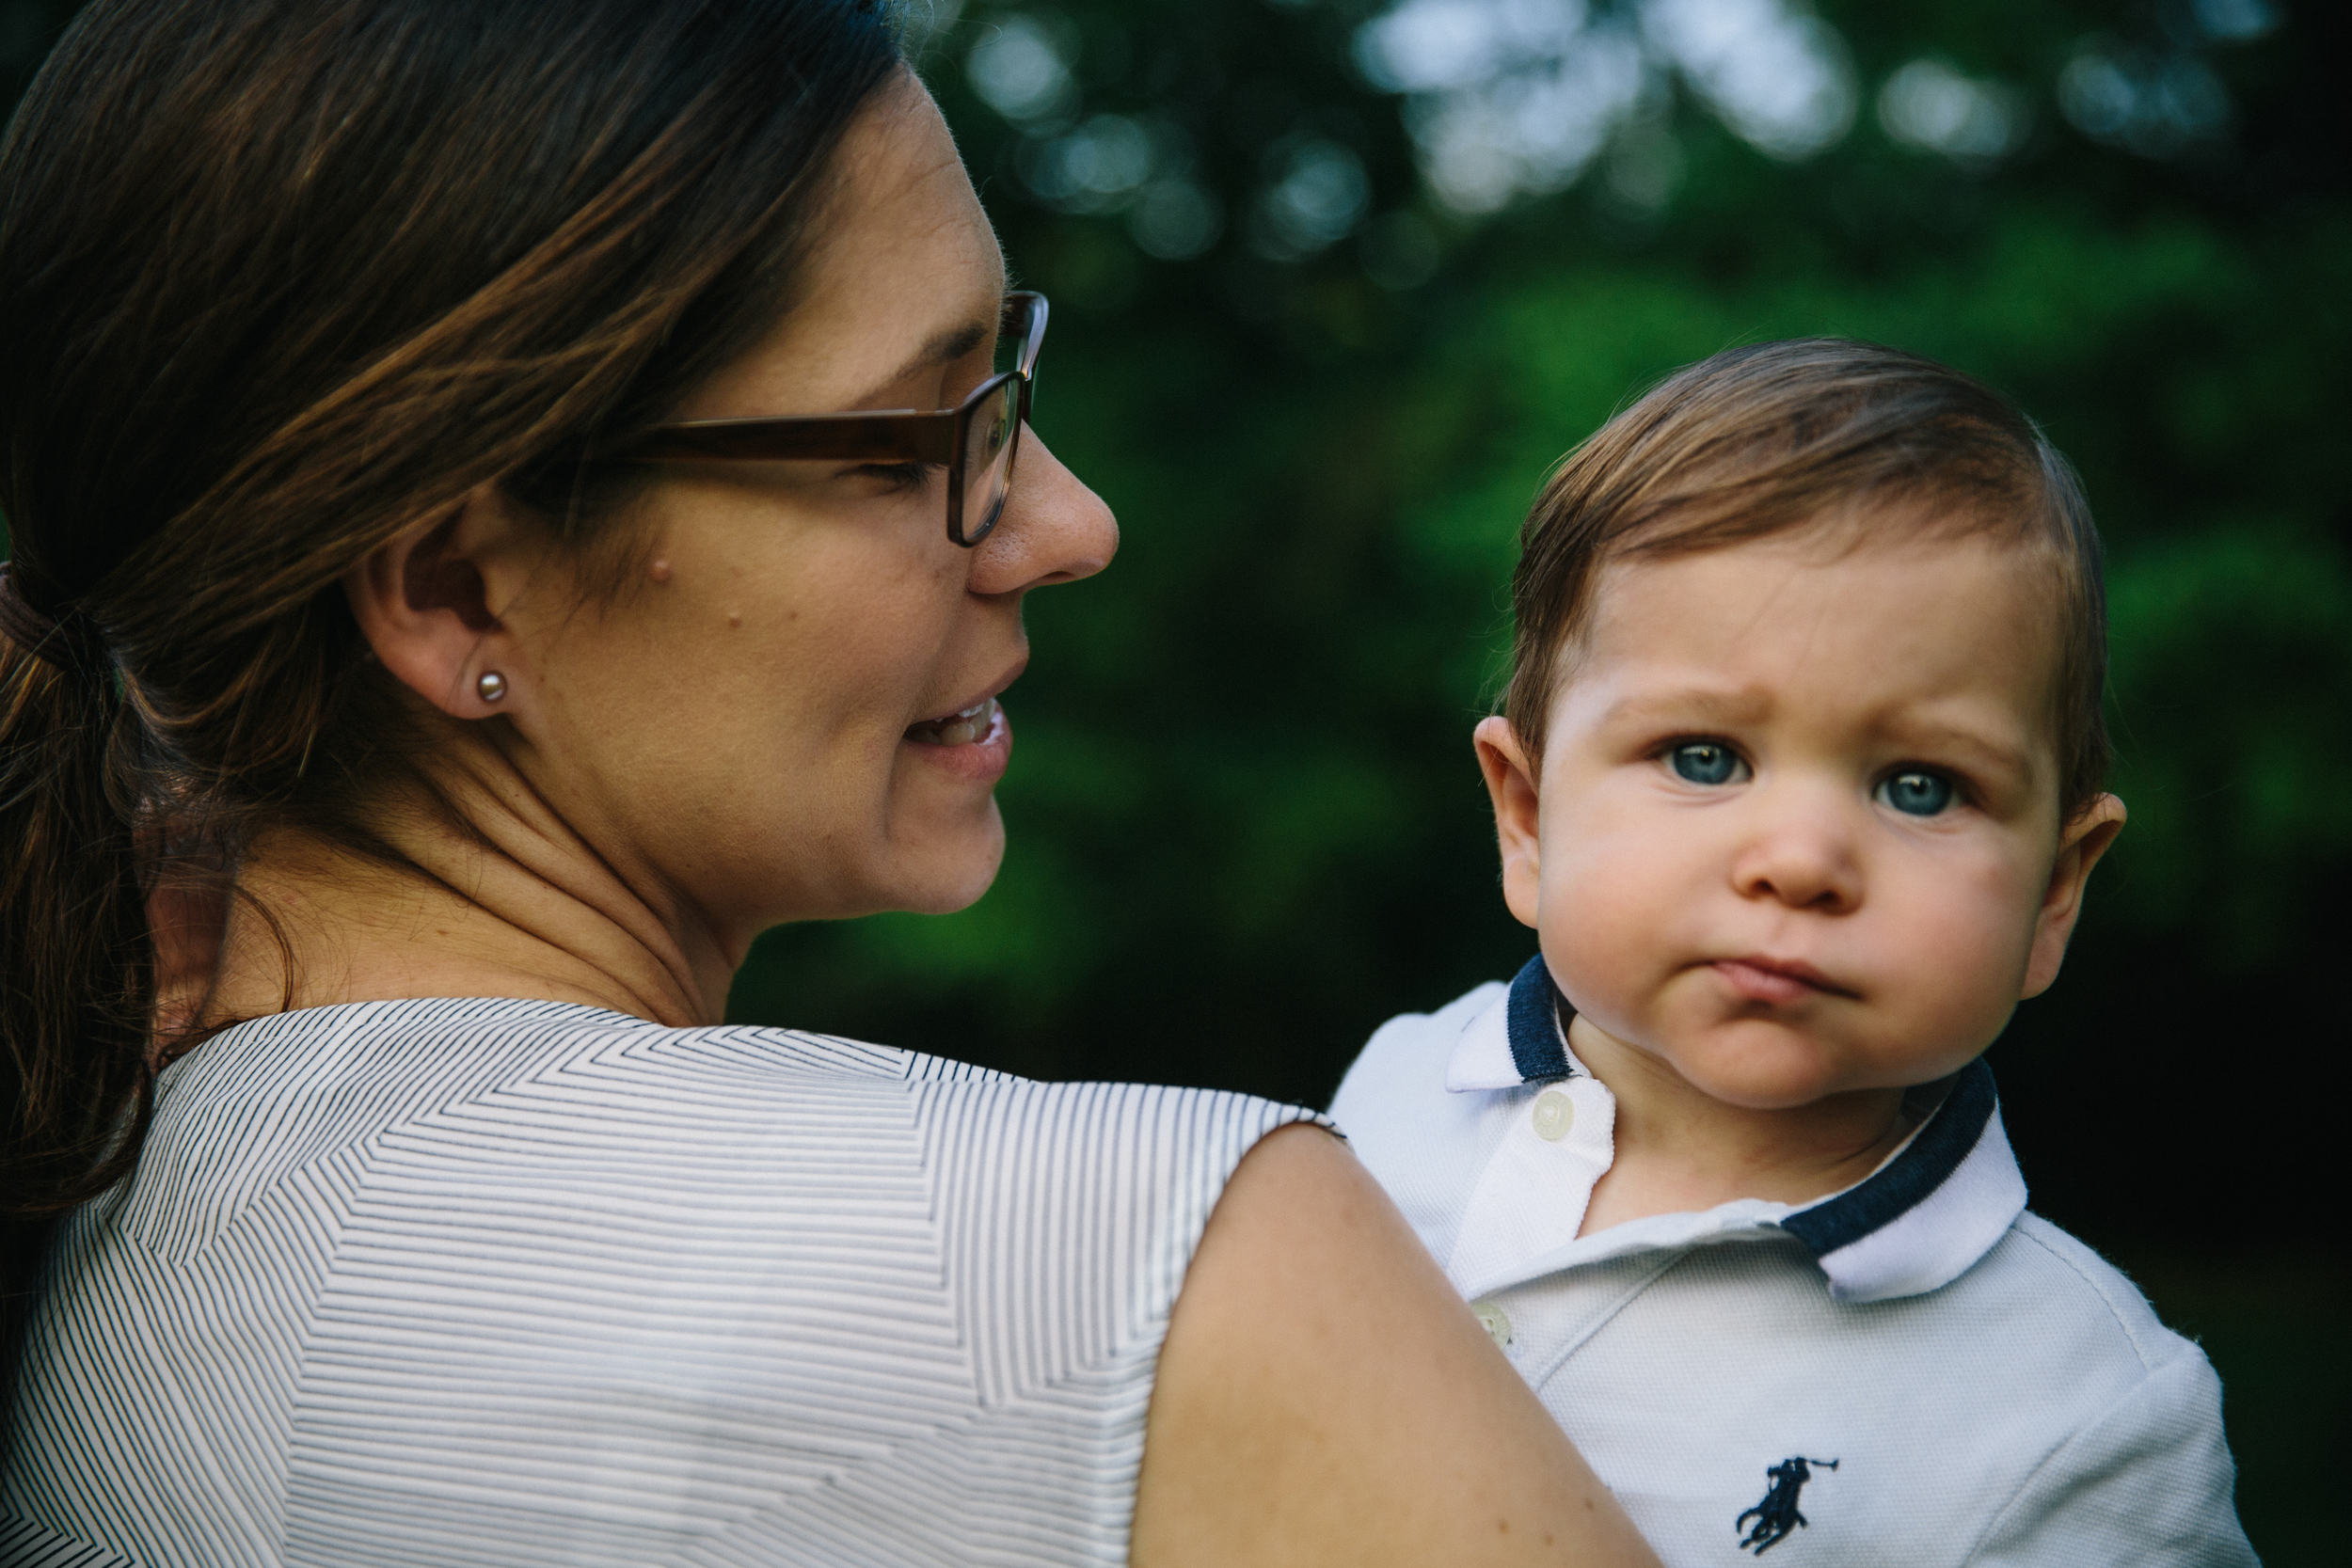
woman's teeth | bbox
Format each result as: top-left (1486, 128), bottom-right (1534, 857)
top-left (907, 695), bottom-right (998, 747)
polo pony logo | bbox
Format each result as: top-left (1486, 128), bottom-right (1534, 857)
top-left (1735, 1456), bottom-right (1838, 1555)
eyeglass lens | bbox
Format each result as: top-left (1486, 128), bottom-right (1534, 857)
top-left (961, 378), bottom-right (1019, 545)
top-left (999, 293), bottom-right (1042, 377)
top-left (959, 294), bottom-right (1041, 545)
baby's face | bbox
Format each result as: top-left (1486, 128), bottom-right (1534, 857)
top-left (1484, 526), bottom-right (2122, 1110)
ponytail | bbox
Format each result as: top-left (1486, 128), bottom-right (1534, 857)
top-left (0, 565), bottom-right (155, 1436)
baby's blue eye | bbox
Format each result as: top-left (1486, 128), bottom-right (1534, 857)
top-left (1669, 741), bottom-right (1743, 786)
top-left (1879, 770), bottom-right (1955, 816)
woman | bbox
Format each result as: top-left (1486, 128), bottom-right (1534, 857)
top-left (0, 3), bottom-right (1658, 1563)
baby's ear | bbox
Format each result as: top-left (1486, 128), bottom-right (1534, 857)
top-left (2020, 793), bottom-right (2127, 998)
top-left (1473, 717), bottom-right (1542, 930)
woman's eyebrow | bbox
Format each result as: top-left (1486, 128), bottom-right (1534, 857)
top-left (850, 318), bottom-right (993, 409)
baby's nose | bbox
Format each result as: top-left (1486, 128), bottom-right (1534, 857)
top-left (1728, 796), bottom-right (1864, 911)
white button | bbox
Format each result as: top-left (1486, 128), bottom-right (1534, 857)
top-left (1532, 1087), bottom-right (1574, 1141)
top-left (1471, 1300), bottom-right (1513, 1349)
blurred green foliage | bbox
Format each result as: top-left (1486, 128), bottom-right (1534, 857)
top-left (738, 0), bottom-right (2351, 1108)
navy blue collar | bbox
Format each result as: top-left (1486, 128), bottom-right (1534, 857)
top-left (1504, 953), bottom-right (1578, 1083)
top-left (1499, 954), bottom-right (2007, 1273)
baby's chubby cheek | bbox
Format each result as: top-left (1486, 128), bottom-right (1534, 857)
top-left (1530, 826), bottom-right (1704, 1034)
top-left (1867, 859), bottom-right (2046, 1070)
top-left (1532, 825), bottom-right (2045, 1100)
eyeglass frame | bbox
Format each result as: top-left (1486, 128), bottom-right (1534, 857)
top-left (596, 291), bottom-right (1047, 548)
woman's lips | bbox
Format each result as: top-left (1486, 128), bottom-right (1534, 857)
top-left (905, 694), bottom-right (998, 747)
top-left (903, 699), bottom-right (1010, 784)
top-left (1709, 957), bottom-right (1851, 1005)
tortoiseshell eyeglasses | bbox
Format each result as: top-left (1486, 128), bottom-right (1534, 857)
top-left (603, 291), bottom-right (1047, 548)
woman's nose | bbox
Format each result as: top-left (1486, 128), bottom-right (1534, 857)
top-left (1728, 791), bottom-right (1865, 912)
top-left (969, 427), bottom-right (1118, 594)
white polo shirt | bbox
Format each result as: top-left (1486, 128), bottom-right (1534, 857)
top-left (1331, 958), bottom-right (2256, 1566)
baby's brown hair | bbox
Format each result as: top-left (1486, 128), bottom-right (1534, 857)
top-left (1503, 339), bottom-right (2110, 821)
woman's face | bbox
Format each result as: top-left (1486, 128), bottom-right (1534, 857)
top-left (501, 75), bottom-right (1116, 964)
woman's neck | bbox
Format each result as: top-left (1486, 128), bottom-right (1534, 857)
top-left (192, 736), bottom-right (725, 1032)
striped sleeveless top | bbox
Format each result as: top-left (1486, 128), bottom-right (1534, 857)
top-left (3, 998), bottom-right (1318, 1566)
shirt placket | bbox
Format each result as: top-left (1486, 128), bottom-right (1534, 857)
top-left (1447, 1074), bottom-right (1617, 1311)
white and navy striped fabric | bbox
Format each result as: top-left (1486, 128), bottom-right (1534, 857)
top-left (3, 998), bottom-right (1319, 1567)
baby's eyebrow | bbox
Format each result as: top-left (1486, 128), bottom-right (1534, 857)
top-left (1872, 713), bottom-right (2037, 781)
top-left (1598, 688), bottom-right (1772, 729)
top-left (1597, 687), bottom-right (2041, 781)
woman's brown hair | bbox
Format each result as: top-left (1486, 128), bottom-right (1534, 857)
top-left (1503, 338), bottom-right (2110, 818)
top-left (0, 0), bottom-right (901, 1425)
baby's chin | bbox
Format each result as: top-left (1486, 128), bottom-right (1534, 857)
top-left (1647, 1018), bottom-right (1916, 1110)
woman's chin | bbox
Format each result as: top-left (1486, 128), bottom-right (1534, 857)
top-left (884, 802), bottom-right (1006, 916)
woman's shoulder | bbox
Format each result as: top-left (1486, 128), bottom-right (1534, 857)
top-left (171, 994), bottom-right (928, 1109)
top-left (161, 995), bottom-right (1311, 1154)
top-left (139, 996), bottom-right (1317, 1258)
top-left (13, 999), bottom-right (1325, 1565)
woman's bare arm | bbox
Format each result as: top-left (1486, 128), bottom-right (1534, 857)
top-left (1133, 1124), bottom-right (1660, 1568)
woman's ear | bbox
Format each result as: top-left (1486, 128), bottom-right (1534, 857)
top-left (1473, 716), bottom-right (1543, 931)
top-left (343, 485), bottom-right (536, 720)
top-left (2020, 792), bottom-right (2128, 998)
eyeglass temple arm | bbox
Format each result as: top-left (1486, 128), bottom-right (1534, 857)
top-left (609, 295), bottom-right (1041, 465)
top-left (616, 410), bottom-right (960, 465)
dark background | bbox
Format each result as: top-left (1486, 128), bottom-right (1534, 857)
top-left (8, 0), bottom-right (2345, 1559)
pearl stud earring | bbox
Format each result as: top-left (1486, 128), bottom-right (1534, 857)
top-left (477, 671), bottom-right (507, 704)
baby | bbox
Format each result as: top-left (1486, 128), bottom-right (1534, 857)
top-left (1332, 341), bottom-right (2254, 1565)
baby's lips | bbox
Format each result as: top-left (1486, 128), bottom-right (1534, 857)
top-left (1709, 956), bottom-right (1854, 1003)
